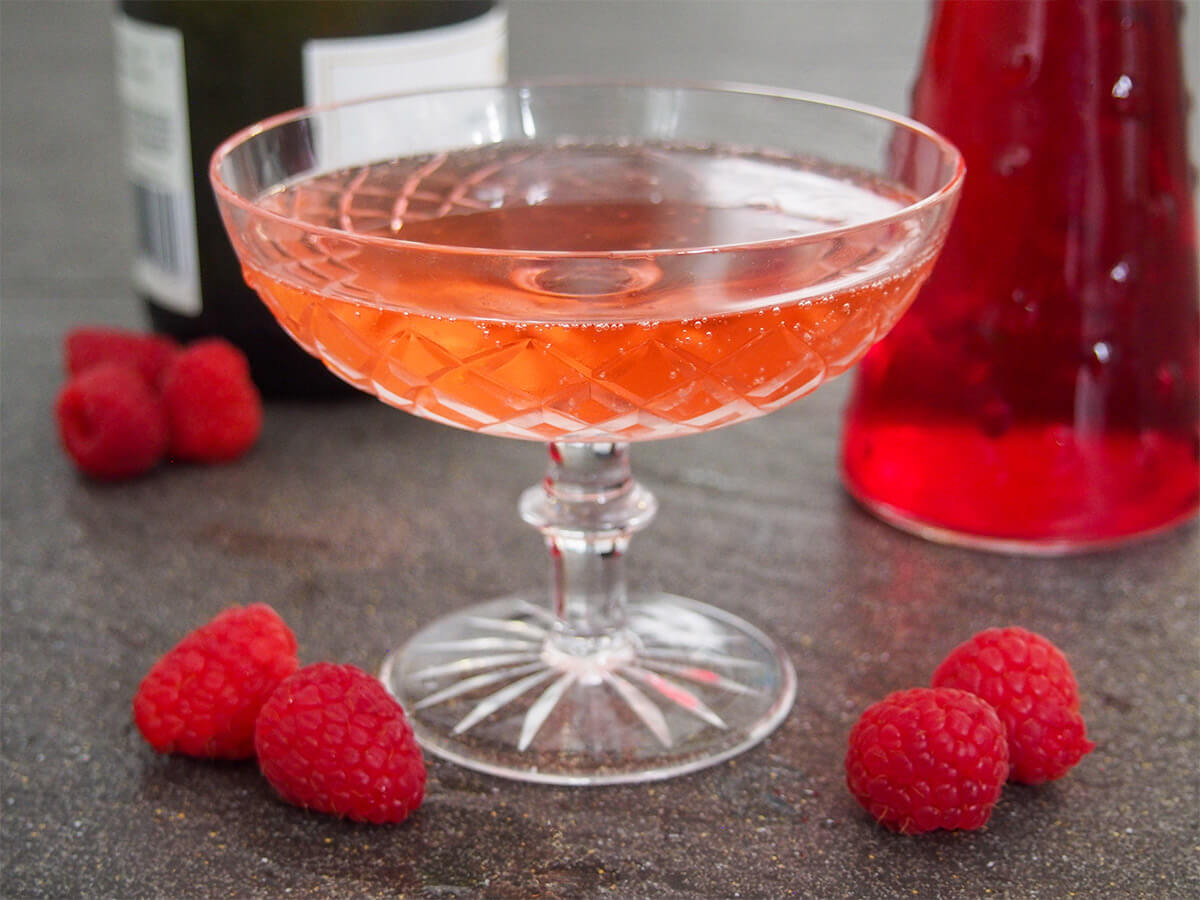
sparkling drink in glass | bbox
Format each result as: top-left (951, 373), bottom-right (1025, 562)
top-left (212, 84), bottom-right (962, 783)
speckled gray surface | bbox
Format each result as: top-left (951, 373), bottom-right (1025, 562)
top-left (3, 2), bottom-right (1199, 898)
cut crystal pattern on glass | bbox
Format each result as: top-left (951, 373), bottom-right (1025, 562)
top-left (382, 593), bottom-right (796, 784)
top-left (245, 139), bottom-right (934, 444)
top-left (258, 293), bottom-right (922, 442)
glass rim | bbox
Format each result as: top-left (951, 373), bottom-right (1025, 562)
top-left (209, 79), bottom-right (966, 259)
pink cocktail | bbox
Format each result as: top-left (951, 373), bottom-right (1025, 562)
top-left (247, 142), bottom-right (938, 441)
top-left (212, 84), bottom-right (962, 783)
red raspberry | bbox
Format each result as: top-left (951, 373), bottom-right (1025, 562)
top-left (845, 687), bottom-right (1009, 834)
top-left (55, 362), bottom-right (168, 480)
top-left (932, 626), bottom-right (1094, 785)
top-left (133, 604), bottom-right (298, 759)
top-left (161, 339), bottom-right (262, 463)
top-left (65, 327), bottom-right (180, 389)
top-left (255, 663), bottom-right (426, 825)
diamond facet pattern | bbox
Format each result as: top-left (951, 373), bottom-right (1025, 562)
top-left (390, 595), bottom-right (788, 758)
top-left (243, 142), bottom-right (934, 441)
top-left (254, 270), bottom-right (927, 442)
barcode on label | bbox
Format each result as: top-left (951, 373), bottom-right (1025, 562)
top-left (116, 13), bottom-right (201, 315)
top-left (133, 182), bottom-right (189, 275)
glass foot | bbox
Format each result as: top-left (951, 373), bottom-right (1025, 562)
top-left (381, 593), bottom-right (796, 785)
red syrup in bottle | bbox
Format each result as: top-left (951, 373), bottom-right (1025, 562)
top-left (842, 0), bottom-right (1200, 552)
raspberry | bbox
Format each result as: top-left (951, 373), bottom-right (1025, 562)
top-left (255, 663), bottom-right (426, 825)
top-left (55, 362), bottom-right (168, 480)
top-left (845, 687), bottom-right (1009, 834)
top-left (133, 604), bottom-right (298, 759)
top-left (932, 626), bottom-right (1094, 784)
top-left (161, 339), bottom-right (262, 463)
top-left (65, 327), bottom-right (180, 389)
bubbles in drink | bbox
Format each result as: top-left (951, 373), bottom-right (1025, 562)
top-left (249, 140), bottom-right (935, 441)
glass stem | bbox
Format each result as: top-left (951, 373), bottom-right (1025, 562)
top-left (519, 443), bottom-right (657, 649)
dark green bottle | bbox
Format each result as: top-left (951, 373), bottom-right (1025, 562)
top-left (115, 1), bottom-right (506, 398)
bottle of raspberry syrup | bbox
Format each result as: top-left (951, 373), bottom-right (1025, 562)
top-left (842, 0), bottom-right (1200, 553)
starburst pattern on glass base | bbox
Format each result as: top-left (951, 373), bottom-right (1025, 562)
top-left (381, 594), bottom-right (797, 785)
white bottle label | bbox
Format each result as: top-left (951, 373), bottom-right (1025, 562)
top-left (114, 13), bottom-right (202, 316)
top-left (303, 7), bottom-right (508, 107)
top-left (304, 8), bottom-right (508, 166)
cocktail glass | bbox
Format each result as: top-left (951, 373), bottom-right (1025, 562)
top-left (211, 83), bottom-right (963, 784)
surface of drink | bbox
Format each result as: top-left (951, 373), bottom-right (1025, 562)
top-left (114, 1), bottom-right (506, 397)
top-left (841, 0), bottom-right (1200, 550)
top-left (240, 141), bottom-right (935, 441)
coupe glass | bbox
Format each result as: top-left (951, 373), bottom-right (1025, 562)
top-left (211, 83), bottom-right (962, 784)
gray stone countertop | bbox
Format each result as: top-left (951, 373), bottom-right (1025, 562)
top-left (3, 2), bottom-right (1198, 897)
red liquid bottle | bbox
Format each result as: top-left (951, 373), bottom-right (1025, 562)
top-left (842, 0), bottom-right (1200, 552)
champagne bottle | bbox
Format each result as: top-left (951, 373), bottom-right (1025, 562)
top-left (114, 1), bottom-right (507, 398)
